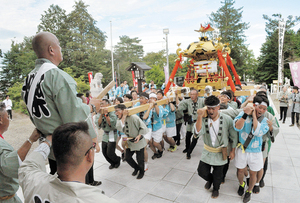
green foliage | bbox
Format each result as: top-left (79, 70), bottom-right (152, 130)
top-left (257, 14), bottom-right (300, 84)
top-left (145, 65), bottom-right (165, 88)
top-left (0, 38), bottom-right (36, 94)
top-left (263, 14), bottom-right (300, 36)
top-left (114, 35), bottom-right (144, 86)
top-left (6, 82), bottom-right (28, 114)
top-left (63, 67), bottom-right (90, 93)
top-left (208, 0), bottom-right (250, 75)
top-left (143, 50), bottom-right (166, 68)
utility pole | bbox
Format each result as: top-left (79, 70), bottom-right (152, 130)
top-left (110, 21), bottom-right (115, 81)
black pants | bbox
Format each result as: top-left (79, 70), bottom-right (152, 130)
top-left (85, 164), bottom-right (94, 184)
top-left (102, 141), bottom-right (120, 166)
top-left (222, 157), bottom-right (231, 181)
top-left (126, 148), bottom-right (144, 173)
top-left (187, 136), bottom-right (199, 156)
top-left (48, 158), bottom-right (57, 175)
top-left (7, 109), bottom-right (12, 120)
top-left (174, 123), bottom-right (183, 143)
top-left (291, 112), bottom-right (300, 124)
top-left (185, 131), bottom-right (193, 150)
top-left (280, 107), bottom-right (288, 122)
top-left (197, 160), bottom-right (224, 191)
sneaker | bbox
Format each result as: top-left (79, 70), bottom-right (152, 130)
top-left (237, 182), bottom-right (245, 196)
top-left (144, 163), bottom-right (148, 171)
top-left (243, 191), bottom-right (251, 203)
top-left (186, 153), bottom-right (191, 159)
top-left (137, 171), bottom-right (144, 179)
top-left (253, 185), bottom-right (260, 194)
top-left (170, 145), bottom-right (177, 152)
top-left (90, 181), bottom-right (102, 186)
top-left (211, 190), bottom-right (219, 198)
top-left (204, 181), bottom-right (212, 190)
top-left (183, 148), bottom-right (188, 153)
top-left (176, 140), bottom-right (180, 146)
top-left (167, 146), bottom-right (173, 151)
top-left (259, 179), bottom-right (265, 188)
top-left (132, 169), bottom-right (139, 176)
top-left (109, 165), bottom-right (114, 169)
top-left (157, 150), bottom-right (163, 158)
top-left (279, 118), bottom-right (282, 121)
top-left (289, 124), bottom-right (294, 127)
top-left (152, 153), bottom-right (158, 160)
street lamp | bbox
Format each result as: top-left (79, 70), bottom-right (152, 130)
top-left (163, 28), bottom-right (169, 80)
top-left (126, 62), bottom-right (152, 93)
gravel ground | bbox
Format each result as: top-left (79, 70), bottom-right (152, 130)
top-left (3, 111), bottom-right (38, 152)
top-left (4, 111), bottom-right (103, 151)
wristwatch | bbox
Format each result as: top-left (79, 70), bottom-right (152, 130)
top-left (39, 137), bottom-right (52, 147)
top-left (91, 104), bottom-right (96, 113)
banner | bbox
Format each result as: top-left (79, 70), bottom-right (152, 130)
top-left (88, 72), bottom-right (93, 84)
top-left (164, 65), bottom-right (169, 84)
top-left (131, 71), bottom-right (138, 87)
top-left (289, 62), bottom-right (300, 88)
top-left (114, 71), bottom-right (118, 88)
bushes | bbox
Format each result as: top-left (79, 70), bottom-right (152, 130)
top-left (7, 82), bottom-right (28, 114)
top-left (6, 67), bottom-right (90, 115)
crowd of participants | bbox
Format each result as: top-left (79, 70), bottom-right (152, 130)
top-left (91, 80), bottom-right (288, 203)
top-left (1, 31), bottom-right (299, 203)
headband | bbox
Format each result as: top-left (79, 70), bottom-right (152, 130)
top-left (221, 94), bottom-right (231, 100)
top-left (255, 102), bottom-right (268, 107)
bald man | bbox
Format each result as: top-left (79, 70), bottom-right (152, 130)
top-left (19, 122), bottom-right (118, 203)
top-left (21, 32), bottom-right (100, 185)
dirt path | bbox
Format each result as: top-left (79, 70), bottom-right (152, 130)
top-left (3, 111), bottom-right (38, 151)
top-left (4, 111), bottom-right (104, 151)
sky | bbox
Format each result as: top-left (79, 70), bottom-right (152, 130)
top-left (1, 0), bottom-right (300, 61)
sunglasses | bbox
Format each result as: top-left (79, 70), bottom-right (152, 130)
top-left (85, 142), bottom-right (96, 156)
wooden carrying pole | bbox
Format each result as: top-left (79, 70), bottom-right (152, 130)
top-left (96, 81), bottom-right (115, 99)
top-left (128, 97), bottom-right (175, 116)
top-left (90, 81), bottom-right (116, 112)
top-left (100, 89), bottom-right (256, 115)
top-left (106, 100), bottom-right (139, 112)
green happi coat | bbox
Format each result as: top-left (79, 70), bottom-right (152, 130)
top-left (193, 113), bottom-right (238, 166)
top-left (95, 112), bottom-right (118, 142)
top-left (177, 98), bottom-right (205, 131)
top-left (116, 115), bottom-right (148, 151)
top-left (228, 101), bottom-right (238, 109)
top-left (22, 59), bottom-right (97, 160)
top-left (0, 139), bottom-right (22, 203)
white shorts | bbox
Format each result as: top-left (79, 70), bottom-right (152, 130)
top-left (152, 128), bottom-right (163, 143)
top-left (166, 126), bottom-right (176, 138)
top-left (234, 148), bottom-right (263, 172)
top-left (144, 128), bottom-right (152, 141)
top-left (161, 123), bottom-right (166, 134)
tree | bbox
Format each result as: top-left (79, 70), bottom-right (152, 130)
top-left (114, 35), bottom-right (144, 86)
top-left (208, 0), bottom-right (250, 74)
top-left (0, 37), bottom-right (36, 94)
top-left (37, 4), bottom-right (69, 57)
top-left (256, 14), bottom-right (300, 84)
top-left (143, 50), bottom-right (165, 68)
top-left (63, 0), bottom-right (107, 80)
top-left (144, 65), bottom-right (165, 88)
